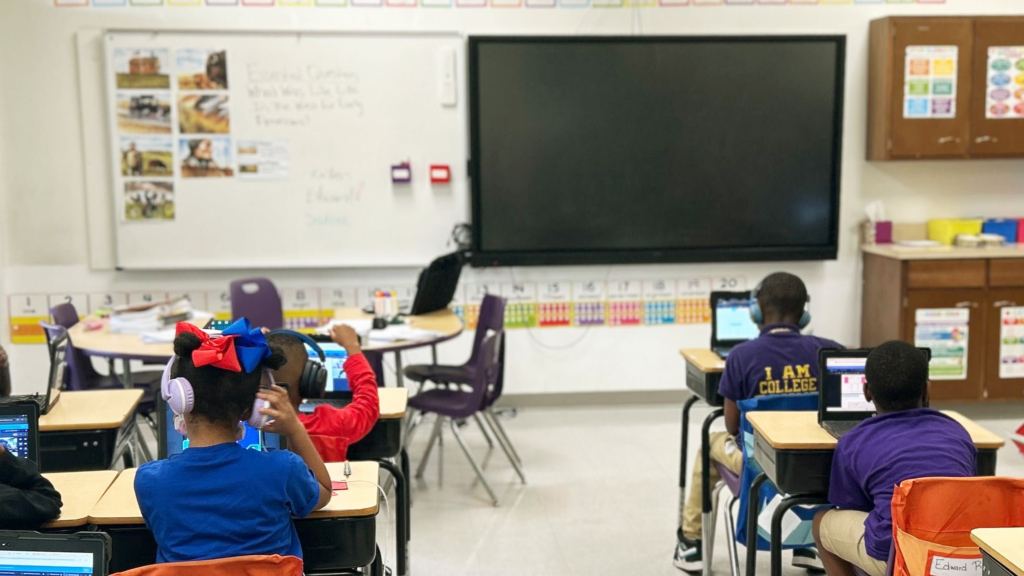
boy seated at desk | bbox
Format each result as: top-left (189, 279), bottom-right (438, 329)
top-left (136, 322), bottom-right (332, 564)
top-left (267, 325), bottom-right (379, 462)
top-left (813, 341), bottom-right (976, 576)
top-left (0, 444), bottom-right (62, 529)
top-left (677, 272), bottom-right (841, 573)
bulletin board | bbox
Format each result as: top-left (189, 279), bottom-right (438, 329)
top-left (103, 30), bottom-right (467, 270)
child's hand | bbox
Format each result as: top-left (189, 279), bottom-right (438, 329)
top-left (331, 325), bottom-right (362, 355)
top-left (257, 385), bottom-right (303, 438)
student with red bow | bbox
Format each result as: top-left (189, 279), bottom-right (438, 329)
top-left (135, 319), bottom-right (332, 564)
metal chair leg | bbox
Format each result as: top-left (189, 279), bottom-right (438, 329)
top-left (415, 415), bottom-right (443, 480)
top-left (725, 496), bottom-right (741, 576)
top-left (448, 418), bottom-right (499, 507)
top-left (485, 408), bottom-right (522, 466)
top-left (705, 480), bottom-right (724, 573)
top-left (482, 410), bottom-right (526, 484)
top-left (473, 413), bottom-right (495, 449)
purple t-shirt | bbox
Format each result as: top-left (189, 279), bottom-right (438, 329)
top-left (828, 409), bottom-right (977, 561)
top-left (718, 324), bottom-right (841, 402)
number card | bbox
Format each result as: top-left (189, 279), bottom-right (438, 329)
top-left (8, 294), bottom-right (48, 345)
top-left (282, 288), bottom-right (322, 333)
top-left (47, 294), bottom-right (89, 319)
top-left (206, 290), bottom-right (232, 320)
top-left (168, 291), bottom-right (208, 310)
top-left (572, 281), bottom-right (606, 326)
top-left (607, 280), bottom-right (643, 326)
top-left (679, 278), bottom-right (713, 325)
top-left (501, 283), bottom-right (538, 329)
top-left (463, 283), bottom-right (497, 330)
top-left (320, 287), bottom-right (358, 323)
top-left (88, 292), bottom-right (129, 315)
top-left (643, 279), bottom-right (678, 325)
top-left (538, 282), bottom-right (572, 327)
top-left (128, 291), bottom-right (169, 306)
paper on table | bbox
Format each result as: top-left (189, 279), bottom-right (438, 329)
top-left (140, 329), bottom-right (176, 344)
top-left (368, 325), bottom-right (443, 343)
top-left (317, 318), bottom-right (374, 336)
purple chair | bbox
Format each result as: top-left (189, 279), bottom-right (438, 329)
top-left (229, 278), bottom-right (283, 331)
top-left (39, 322), bottom-right (70, 390)
top-left (406, 295), bottom-right (521, 506)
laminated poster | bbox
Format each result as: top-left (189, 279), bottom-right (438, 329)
top-left (904, 46), bottom-right (958, 120)
top-left (914, 308), bottom-right (969, 381)
top-left (999, 307), bottom-right (1024, 379)
top-left (986, 47), bottom-right (1024, 119)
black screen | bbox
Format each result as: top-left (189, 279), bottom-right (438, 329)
top-left (470, 36), bottom-right (845, 266)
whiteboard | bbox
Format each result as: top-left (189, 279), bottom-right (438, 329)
top-left (104, 31), bottom-right (467, 270)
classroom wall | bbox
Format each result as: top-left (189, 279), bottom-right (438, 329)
top-left (2, 0), bottom-right (1024, 397)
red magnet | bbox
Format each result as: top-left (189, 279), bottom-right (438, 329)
top-left (430, 165), bottom-right (451, 184)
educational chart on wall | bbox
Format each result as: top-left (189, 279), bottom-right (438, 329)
top-left (904, 46), bottom-right (958, 120)
top-left (1000, 307), bottom-right (1024, 379)
top-left (986, 47), bottom-right (1024, 119)
top-left (103, 32), bottom-right (466, 269)
top-left (914, 308), bottom-right (969, 381)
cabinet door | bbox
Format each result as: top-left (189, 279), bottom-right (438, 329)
top-left (903, 289), bottom-right (985, 401)
top-left (985, 289), bottom-right (1024, 399)
top-left (889, 18), bottom-right (974, 159)
top-left (970, 18), bottom-right (1024, 157)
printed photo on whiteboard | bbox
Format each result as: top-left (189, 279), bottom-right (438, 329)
top-left (1000, 307), bottom-right (1024, 379)
top-left (120, 136), bottom-right (173, 178)
top-left (903, 46), bottom-right (958, 120)
top-left (986, 47), bottom-right (1024, 119)
top-left (180, 137), bottom-right (234, 178)
top-left (113, 48), bottom-right (170, 90)
top-left (237, 139), bottom-right (290, 180)
top-left (176, 49), bottom-right (228, 90)
top-left (178, 94), bottom-right (230, 134)
top-left (125, 181), bottom-right (174, 221)
top-left (116, 93), bottom-right (171, 134)
top-left (914, 308), bottom-right (969, 381)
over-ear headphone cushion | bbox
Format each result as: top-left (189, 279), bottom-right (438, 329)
top-left (299, 361), bottom-right (328, 398)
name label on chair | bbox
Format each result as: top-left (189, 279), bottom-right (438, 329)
top-left (927, 552), bottom-right (983, 576)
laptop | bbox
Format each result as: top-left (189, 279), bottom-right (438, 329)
top-left (818, 347), bottom-right (931, 439)
top-left (409, 252), bottom-right (464, 316)
top-left (0, 402), bottom-right (40, 464)
top-left (299, 343), bottom-right (352, 413)
top-left (0, 531), bottom-right (111, 576)
top-left (0, 332), bottom-right (66, 416)
top-left (710, 291), bottom-right (761, 359)
top-left (157, 398), bottom-right (281, 459)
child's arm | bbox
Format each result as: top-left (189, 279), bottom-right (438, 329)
top-left (259, 385), bottom-right (333, 511)
top-left (310, 326), bottom-right (379, 442)
top-left (724, 399), bottom-right (741, 437)
top-left (0, 445), bottom-right (62, 528)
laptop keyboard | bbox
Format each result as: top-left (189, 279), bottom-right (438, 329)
top-left (823, 420), bottom-right (859, 439)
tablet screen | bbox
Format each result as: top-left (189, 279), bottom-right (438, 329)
top-left (0, 413), bottom-right (30, 459)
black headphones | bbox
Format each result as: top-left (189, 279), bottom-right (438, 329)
top-left (267, 330), bottom-right (328, 399)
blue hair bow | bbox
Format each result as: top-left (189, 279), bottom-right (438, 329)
top-left (221, 318), bottom-right (271, 373)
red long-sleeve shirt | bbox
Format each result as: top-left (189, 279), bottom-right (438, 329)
top-left (297, 353), bottom-right (380, 462)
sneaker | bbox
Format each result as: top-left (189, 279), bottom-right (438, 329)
top-left (673, 537), bottom-right (703, 573)
top-left (792, 548), bottom-right (825, 573)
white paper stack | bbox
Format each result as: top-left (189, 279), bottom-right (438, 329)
top-left (110, 298), bottom-right (194, 334)
top-left (367, 325), bottom-right (443, 343)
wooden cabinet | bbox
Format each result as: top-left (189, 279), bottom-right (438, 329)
top-left (869, 16), bottom-right (1024, 160)
top-left (861, 247), bottom-right (1024, 403)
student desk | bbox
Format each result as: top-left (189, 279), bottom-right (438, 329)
top-left (744, 411), bottom-right (1005, 576)
top-left (89, 462), bottom-right (381, 574)
top-left (972, 528), bottom-right (1024, 576)
top-left (41, 470), bottom-right (119, 529)
top-left (39, 390), bottom-right (145, 473)
top-left (680, 348), bottom-right (726, 576)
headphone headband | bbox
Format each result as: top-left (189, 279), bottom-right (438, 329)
top-left (268, 329), bottom-right (325, 362)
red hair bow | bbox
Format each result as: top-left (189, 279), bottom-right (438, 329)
top-left (175, 322), bottom-right (241, 372)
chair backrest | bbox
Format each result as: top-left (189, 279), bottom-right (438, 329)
top-left (49, 303), bottom-right (101, 389)
top-left (40, 322), bottom-right (69, 392)
top-left (468, 294), bottom-right (505, 366)
top-left (112, 554), bottom-right (303, 576)
top-left (891, 476), bottom-right (1024, 576)
top-left (229, 278), bottom-right (283, 331)
top-left (49, 302), bottom-right (80, 330)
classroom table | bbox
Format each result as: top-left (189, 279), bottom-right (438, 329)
top-left (744, 411), bottom-right (1006, 576)
top-left (89, 462), bottom-right (381, 574)
top-left (41, 470), bottom-right (119, 530)
top-left (679, 348), bottom-right (726, 576)
top-left (971, 528), bottom-right (1024, 576)
top-left (39, 390), bottom-right (145, 473)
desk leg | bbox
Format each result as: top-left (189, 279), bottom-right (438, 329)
top-left (121, 359), bottom-right (134, 389)
top-left (394, 352), bottom-right (405, 388)
top-left (746, 473), bottom-right (768, 576)
top-left (431, 344), bottom-right (438, 365)
top-left (134, 418), bottom-right (153, 464)
top-left (378, 459), bottom-right (409, 576)
top-left (701, 408), bottom-right (724, 576)
top-left (678, 395), bottom-right (700, 535)
top-left (769, 495), bottom-right (830, 576)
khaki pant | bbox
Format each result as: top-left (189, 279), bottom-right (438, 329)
top-left (681, 432), bottom-right (744, 540)
top-left (818, 510), bottom-right (887, 576)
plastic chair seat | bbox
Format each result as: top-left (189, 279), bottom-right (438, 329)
top-left (408, 388), bottom-right (480, 419)
top-left (403, 363), bottom-right (477, 385)
top-left (715, 461), bottom-right (742, 497)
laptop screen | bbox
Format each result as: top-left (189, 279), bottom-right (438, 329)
top-left (163, 403), bottom-right (281, 457)
top-left (311, 343), bottom-right (350, 394)
top-left (822, 356), bottom-right (875, 414)
top-left (0, 414), bottom-right (30, 459)
top-left (0, 550), bottom-right (96, 575)
top-left (714, 298), bottom-right (760, 343)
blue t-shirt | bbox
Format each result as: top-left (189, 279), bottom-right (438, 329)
top-left (718, 324), bottom-right (841, 402)
top-left (135, 442), bottom-right (320, 564)
top-left (828, 409), bottom-right (976, 561)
